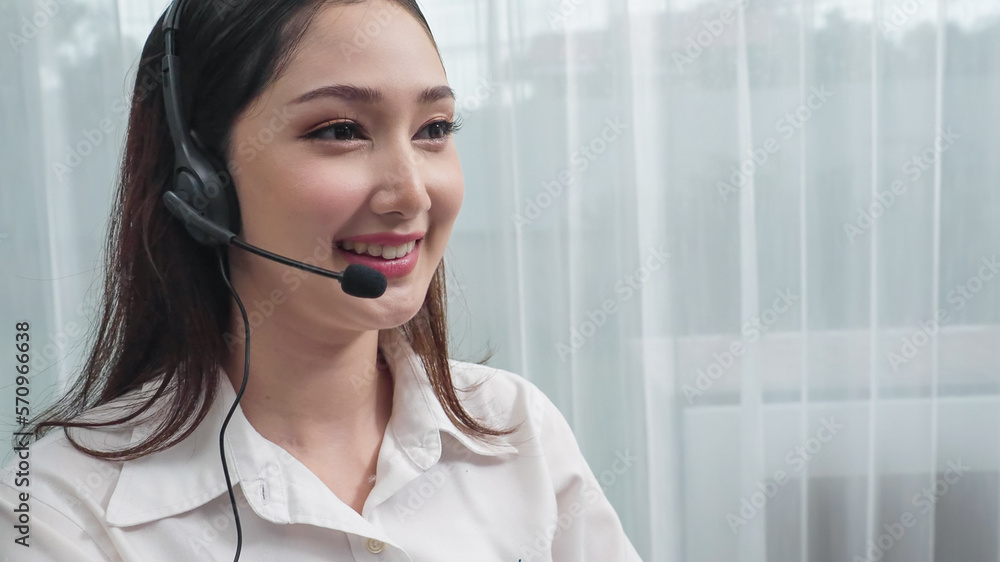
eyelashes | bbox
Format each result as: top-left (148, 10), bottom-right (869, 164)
top-left (425, 114), bottom-right (464, 138)
top-left (305, 114), bottom-right (464, 143)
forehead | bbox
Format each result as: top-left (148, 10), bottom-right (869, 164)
top-left (271, 0), bottom-right (446, 101)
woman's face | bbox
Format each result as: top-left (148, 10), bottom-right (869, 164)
top-left (225, 0), bottom-right (462, 334)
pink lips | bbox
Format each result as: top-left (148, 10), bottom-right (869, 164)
top-left (335, 238), bottom-right (421, 279)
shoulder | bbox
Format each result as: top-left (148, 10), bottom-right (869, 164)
top-left (0, 385), bottom-right (167, 548)
top-left (1, 424), bottom-right (128, 560)
top-left (446, 359), bottom-right (572, 458)
top-left (447, 359), bottom-right (553, 426)
top-left (444, 363), bottom-right (643, 560)
top-left (1, 422), bottom-right (131, 511)
top-left (447, 359), bottom-right (540, 402)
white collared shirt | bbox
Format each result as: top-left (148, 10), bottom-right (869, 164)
top-left (1, 329), bottom-right (642, 561)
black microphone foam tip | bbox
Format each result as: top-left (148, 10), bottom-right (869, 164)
top-left (340, 264), bottom-right (387, 298)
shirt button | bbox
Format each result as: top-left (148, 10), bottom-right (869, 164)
top-left (366, 538), bottom-right (384, 554)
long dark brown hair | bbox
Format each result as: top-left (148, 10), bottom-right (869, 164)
top-left (27, 0), bottom-right (516, 461)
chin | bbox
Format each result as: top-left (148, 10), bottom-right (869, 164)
top-left (369, 291), bottom-right (427, 329)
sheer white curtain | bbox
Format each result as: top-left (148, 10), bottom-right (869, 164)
top-left (3, 0), bottom-right (1000, 561)
top-left (435, 0), bottom-right (1000, 560)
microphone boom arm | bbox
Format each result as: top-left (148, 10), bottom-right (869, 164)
top-left (230, 238), bottom-right (343, 281)
top-left (163, 191), bottom-right (386, 298)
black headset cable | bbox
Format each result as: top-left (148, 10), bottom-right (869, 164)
top-left (216, 247), bottom-right (249, 561)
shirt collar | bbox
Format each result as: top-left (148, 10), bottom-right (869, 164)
top-left (104, 328), bottom-right (516, 527)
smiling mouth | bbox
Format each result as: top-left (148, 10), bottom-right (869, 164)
top-left (335, 239), bottom-right (420, 260)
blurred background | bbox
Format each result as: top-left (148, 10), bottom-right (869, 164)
top-left (2, 0), bottom-right (1000, 560)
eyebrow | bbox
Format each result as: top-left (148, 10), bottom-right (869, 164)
top-left (289, 84), bottom-right (456, 106)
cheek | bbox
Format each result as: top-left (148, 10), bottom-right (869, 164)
top-left (431, 160), bottom-right (464, 224)
top-left (435, 184), bottom-right (463, 224)
top-left (270, 160), bottom-right (372, 224)
top-left (299, 180), bottom-right (367, 220)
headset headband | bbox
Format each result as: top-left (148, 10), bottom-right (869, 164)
top-left (160, 0), bottom-right (240, 246)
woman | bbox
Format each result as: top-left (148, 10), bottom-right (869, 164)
top-left (1, 0), bottom-right (641, 560)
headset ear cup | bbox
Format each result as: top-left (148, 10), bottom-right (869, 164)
top-left (189, 130), bottom-right (241, 236)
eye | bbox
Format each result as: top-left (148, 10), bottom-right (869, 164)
top-left (304, 116), bottom-right (465, 143)
top-left (306, 121), bottom-right (367, 142)
top-left (415, 116), bottom-right (464, 141)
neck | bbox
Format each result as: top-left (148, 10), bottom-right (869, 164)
top-left (221, 307), bottom-right (394, 454)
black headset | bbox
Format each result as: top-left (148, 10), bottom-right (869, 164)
top-left (160, 0), bottom-right (242, 247)
top-left (157, 1), bottom-right (385, 560)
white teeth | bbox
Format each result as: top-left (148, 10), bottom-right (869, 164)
top-left (339, 240), bottom-right (416, 259)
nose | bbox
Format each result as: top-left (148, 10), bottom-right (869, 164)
top-left (370, 141), bottom-right (432, 219)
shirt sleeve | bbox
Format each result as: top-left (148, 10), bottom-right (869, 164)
top-left (0, 483), bottom-right (113, 562)
top-left (536, 391), bottom-right (644, 562)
